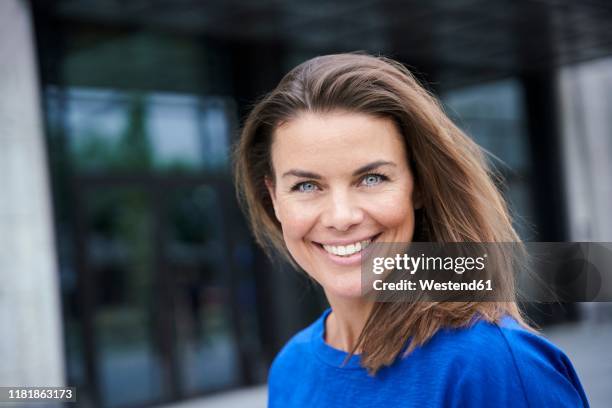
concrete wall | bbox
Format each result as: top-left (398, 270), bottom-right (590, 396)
top-left (560, 57), bottom-right (612, 242)
top-left (560, 57), bottom-right (612, 318)
top-left (0, 0), bottom-right (65, 387)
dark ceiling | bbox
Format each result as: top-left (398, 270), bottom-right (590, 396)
top-left (43, 0), bottom-right (612, 86)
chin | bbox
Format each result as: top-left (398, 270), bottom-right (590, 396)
top-left (322, 274), bottom-right (365, 299)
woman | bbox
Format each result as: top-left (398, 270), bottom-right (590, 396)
top-left (233, 53), bottom-right (589, 407)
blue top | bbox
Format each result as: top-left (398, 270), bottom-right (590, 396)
top-left (268, 309), bottom-right (589, 407)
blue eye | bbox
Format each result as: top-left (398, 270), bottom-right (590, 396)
top-left (362, 173), bottom-right (387, 186)
top-left (293, 182), bottom-right (318, 193)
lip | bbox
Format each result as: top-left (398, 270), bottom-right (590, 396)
top-left (315, 233), bottom-right (381, 246)
top-left (312, 233), bottom-right (382, 266)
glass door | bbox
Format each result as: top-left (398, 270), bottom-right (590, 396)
top-left (78, 185), bottom-right (167, 408)
top-left (163, 183), bottom-right (242, 395)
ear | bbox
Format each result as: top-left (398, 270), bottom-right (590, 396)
top-left (265, 176), bottom-right (281, 222)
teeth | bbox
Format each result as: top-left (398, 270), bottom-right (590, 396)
top-left (322, 239), bottom-right (372, 257)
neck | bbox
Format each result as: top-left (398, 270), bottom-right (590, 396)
top-left (324, 294), bottom-right (374, 353)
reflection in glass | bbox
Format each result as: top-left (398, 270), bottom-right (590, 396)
top-left (85, 188), bottom-right (162, 407)
top-left (57, 87), bottom-right (233, 173)
top-left (165, 185), bottom-right (241, 394)
top-left (442, 80), bottom-right (536, 239)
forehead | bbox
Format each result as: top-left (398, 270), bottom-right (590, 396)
top-left (271, 112), bottom-right (407, 171)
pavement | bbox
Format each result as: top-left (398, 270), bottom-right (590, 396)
top-left (166, 386), bottom-right (267, 408)
top-left (542, 305), bottom-right (612, 408)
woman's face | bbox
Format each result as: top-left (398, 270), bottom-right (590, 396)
top-left (267, 112), bottom-right (419, 299)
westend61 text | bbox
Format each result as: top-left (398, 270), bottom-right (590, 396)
top-left (373, 279), bottom-right (493, 291)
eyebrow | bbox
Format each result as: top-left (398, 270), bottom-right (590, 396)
top-left (281, 160), bottom-right (396, 179)
top-left (353, 160), bottom-right (396, 176)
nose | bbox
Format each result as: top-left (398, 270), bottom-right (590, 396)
top-left (320, 188), bottom-right (364, 232)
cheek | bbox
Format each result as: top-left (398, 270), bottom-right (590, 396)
top-left (391, 209), bottom-right (414, 228)
top-left (366, 188), bottom-right (416, 243)
top-left (276, 200), bottom-right (320, 240)
top-left (373, 188), bottom-right (415, 226)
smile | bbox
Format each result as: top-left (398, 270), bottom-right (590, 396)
top-left (322, 240), bottom-right (372, 256)
top-left (314, 233), bottom-right (382, 261)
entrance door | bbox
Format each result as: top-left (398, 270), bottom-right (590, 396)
top-left (76, 177), bottom-right (248, 408)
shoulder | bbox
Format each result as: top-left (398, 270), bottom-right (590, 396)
top-left (428, 316), bottom-right (589, 407)
top-left (495, 317), bottom-right (589, 407)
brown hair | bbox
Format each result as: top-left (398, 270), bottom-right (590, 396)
top-left (233, 52), bottom-right (532, 374)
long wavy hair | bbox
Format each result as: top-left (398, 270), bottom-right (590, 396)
top-left (233, 52), bottom-right (532, 374)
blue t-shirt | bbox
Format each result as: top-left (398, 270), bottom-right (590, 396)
top-left (268, 309), bottom-right (589, 407)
